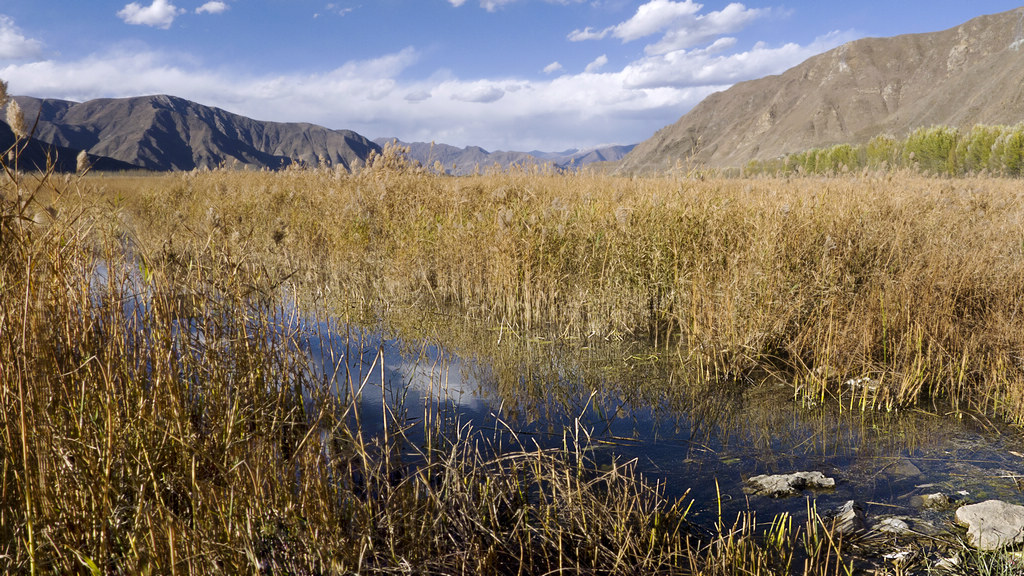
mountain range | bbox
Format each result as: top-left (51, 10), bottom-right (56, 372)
top-left (618, 7), bottom-right (1024, 173)
top-left (7, 94), bottom-right (380, 172)
top-left (373, 138), bottom-right (635, 174)
top-left (1, 93), bottom-right (633, 174)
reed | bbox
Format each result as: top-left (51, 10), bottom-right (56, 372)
top-left (4, 135), bottom-right (1023, 572)
top-left (84, 148), bottom-right (1024, 423)
top-left (1, 141), bottom-right (871, 574)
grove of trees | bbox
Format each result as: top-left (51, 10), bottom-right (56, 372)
top-left (744, 124), bottom-right (1024, 176)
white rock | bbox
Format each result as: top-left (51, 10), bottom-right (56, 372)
top-left (746, 471), bottom-right (836, 497)
top-left (876, 517), bottom-right (911, 534)
top-left (955, 499), bottom-right (1024, 551)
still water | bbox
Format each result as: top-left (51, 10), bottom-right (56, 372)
top-left (297, 310), bottom-right (1024, 529)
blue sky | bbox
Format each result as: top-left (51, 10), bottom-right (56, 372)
top-left (1, 1), bottom-right (1021, 151)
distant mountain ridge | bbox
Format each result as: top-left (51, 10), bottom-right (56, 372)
top-left (4, 92), bottom-right (634, 174)
top-left (619, 7), bottom-right (1024, 173)
top-left (374, 138), bottom-right (635, 174)
top-left (8, 94), bottom-right (381, 171)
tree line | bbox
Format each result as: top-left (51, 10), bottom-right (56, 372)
top-left (743, 124), bottom-right (1024, 176)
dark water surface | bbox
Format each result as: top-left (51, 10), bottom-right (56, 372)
top-left (293, 310), bottom-right (1024, 531)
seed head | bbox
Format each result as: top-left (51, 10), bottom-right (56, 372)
top-left (7, 99), bottom-right (27, 140)
top-left (0, 79), bottom-right (8, 108)
top-left (76, 149), bottom-right (91, 174)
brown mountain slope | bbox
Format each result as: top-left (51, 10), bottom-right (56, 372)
top-left (619, 7), bottom-right (1024, 173)
top-left (10, 95), bottom-right (380, 171)
top-left (0, 120), bottom-right (138, 172)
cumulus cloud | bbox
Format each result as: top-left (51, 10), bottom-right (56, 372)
top-left (196, 1), bottom-right (229, 15)
top-left (0, 16), bottom-right (44, 61)
top-left (117, 0), bottom-right (186, 29)
top-left (543, 61), bottom-right (563, 74)
top-left (0, 44), bottom-right (706, 150)
top-left (645, 2), bottom-right (766, 54)
top-left (611, 0), bottom-right (703, 41)
top-left (452, 84), bottom-right (506, 103)
top-left (621, 30), bottom-right (853, 89)
top-left (570, 0), bottom-right (768, 54)
top-left (584, 54), bottom-right (608, 73)
top-left (566, 27), bottom-right (605, 41)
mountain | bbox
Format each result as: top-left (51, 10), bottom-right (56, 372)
top-left (619, 7), bottom-right (1024, 173)
top-left (374, 138), bottom-right (635, 174)
top-left (8, 95), bottom-right (380, 171)
top-left (0, 120), bottom-right (138, 173)
top-left (556, 144), bottom-right (635, 166)
top-left (373, 138), bottom-right (540, 174)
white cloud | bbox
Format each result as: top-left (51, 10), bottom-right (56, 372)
top-left (324, 3), bottom-right (355, 16)
top-left (0, 16), bottom-right (44, 61)
top-left (584, 54), bottom-right (608, 73)
top-left (621, 31), bottom-right (853, 89)
top-left (0, 46), bottom-right (703, 150)
top-left (479, 0), bottom-right (518, 10)
top-left (543, 61), bottom-right (563, 74)
top-left (570, 1), bottom-right (768, 54)
top-left (117, 0), bottom-right (186, 29)
top-left (612, 0), bottom-right (703, 42)
top-left (451, 0), bottom-right (585, 12)
top-left (645, 2), bottom-right (767, 54)
top-left (196, 1), bottom-right (229, 15)
top-left (567, 27), bottom-right (606, 41)
top-left (452, 83), bottom-right (506, 103)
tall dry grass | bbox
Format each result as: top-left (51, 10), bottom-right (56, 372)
top-left (2, 141), bottom-right (875, 573)
top-left (5, 134), bottom-right (1024, 572)
top-left (92, 148), bottom-right (1024, 422)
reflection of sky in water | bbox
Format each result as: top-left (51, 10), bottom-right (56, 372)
top-left (294, 320), bottom-right (499, 441)
top-left (293, 318), bottom-right (1024, 525)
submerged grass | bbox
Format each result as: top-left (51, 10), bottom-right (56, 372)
top-left (3, 135), bottom-right (1024, 573)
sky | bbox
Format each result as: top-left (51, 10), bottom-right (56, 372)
top-left (0, 1), bottom-right (1022, 152)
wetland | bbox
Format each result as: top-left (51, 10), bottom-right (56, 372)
top-left (3, 147), bottom-right (1024, 573)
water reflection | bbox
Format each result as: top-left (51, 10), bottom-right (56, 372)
top-left (298, 305), bottom-right (1024, 527)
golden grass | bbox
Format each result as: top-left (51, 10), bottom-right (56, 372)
top-left (4, 138), bottom-right (1024, 573)
top-left (85, 151), bottom-right (1024, 422)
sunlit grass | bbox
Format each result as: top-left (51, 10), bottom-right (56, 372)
top-left (3, 135), bottom-right (1024, 573)
top-left (88, 146), bottom-right (1024, 421)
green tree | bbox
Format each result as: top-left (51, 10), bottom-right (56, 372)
top-left (824, 143), bottom-right (861, 173)
top-left (992, 124), bottom-right (1024, 176)
top-left (956, 125), bottom-right (1003, 175)
top-left (865, 134), bottom-right (899, 170)
top-left (902, 126), bottom-right (959, 175)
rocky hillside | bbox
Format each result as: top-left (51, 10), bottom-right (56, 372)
top-left (9, 95), bottom-right (380, 171)
top-left (0, 120), bottom-right (137, 173)
top-left (619, 7), bottom-right (1024, 173)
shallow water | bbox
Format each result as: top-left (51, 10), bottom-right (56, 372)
top-left (289, 311), bottom-right (1024, 533)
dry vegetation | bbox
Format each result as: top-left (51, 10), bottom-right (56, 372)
top-left (97, 146), bottom-right (1024, 418)
top-left (3, 135), bottom-right (1024, 574)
